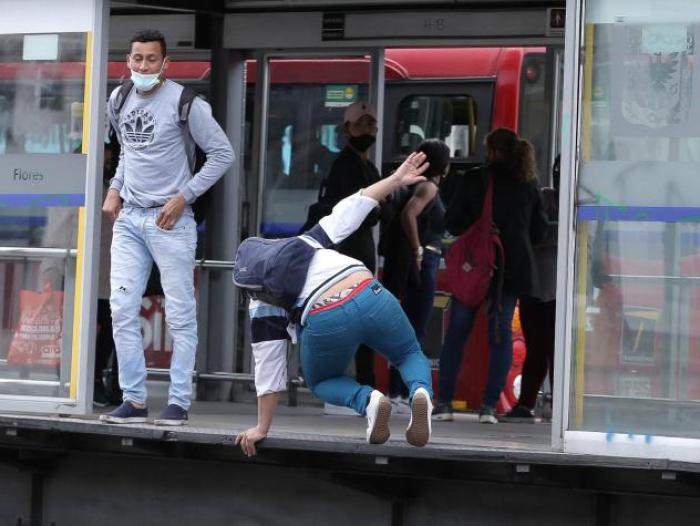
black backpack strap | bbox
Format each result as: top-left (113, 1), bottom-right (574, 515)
top-left (177, 86), bottom-right (200, 171)
top-left (178, 85), bottom-right (198, 125)
top-left (301, 223), bottom-right (334, 249)
top-left (114, 80), bottom-right (134, 116)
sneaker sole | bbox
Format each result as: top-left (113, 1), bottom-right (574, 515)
top-left (99, 416), bottom-right (148, 424)
top-left (406, 395), bottom-right (430, 447)
top-left (432, 413), bottom-right (453, 422)
top-left (153, 419), bottom-right (188, 427)
top-left (368, 397), bottom-right (392, 444)
top-left (478, 415), bottom-right (498, 424)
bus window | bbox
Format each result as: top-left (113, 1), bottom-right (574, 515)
top-left (395, 95), bottom-right (477, 158)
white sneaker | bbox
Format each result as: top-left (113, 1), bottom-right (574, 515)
top-left (323, 403), bottom-right (360, 416)
top-left (478, 405), bottom-right (498, 424)
top-left (406, 387), bottom-right (432, 447)
top-left (366, 390), bottom-right (392, 444)
top-left (390, 396), bottom-right (412, 415)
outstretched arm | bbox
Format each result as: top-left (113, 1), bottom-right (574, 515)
top-left (317, 152), bottom-right (429, 244)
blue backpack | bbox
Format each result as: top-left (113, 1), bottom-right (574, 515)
top-left (233, 224), bottom-right (335, 313)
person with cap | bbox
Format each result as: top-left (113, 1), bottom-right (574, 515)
top-left (320, 101), bottom-right (382, 412)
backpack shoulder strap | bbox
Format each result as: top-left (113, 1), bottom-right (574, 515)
top-left (178, 86), bottom-right (200, 171)
top-left (301, 223), bottom-right (334, 249)
top-left (178, 86), bottom-right (198, 125)
top-left (114, 80), bottom-right (134, 116)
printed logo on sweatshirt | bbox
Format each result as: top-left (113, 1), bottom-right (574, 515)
top-left (120, 109), bottom-right (156, 149)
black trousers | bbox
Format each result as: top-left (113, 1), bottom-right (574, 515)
top-left (518, 297), bottom-right (556, 409)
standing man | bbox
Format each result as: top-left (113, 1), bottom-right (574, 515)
top-left (322, 102), bottom-right (381, 411)
top-left (100, 30), bottom-right (234, 425)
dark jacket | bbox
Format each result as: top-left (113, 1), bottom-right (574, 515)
top-left (324, 146), bottom-right (381, 272)
top-left (445, 162), bottom-right (548, 297)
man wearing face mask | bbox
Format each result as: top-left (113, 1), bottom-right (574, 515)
top-left (321, 102), bottom-right (381, 406)
top-left (100, 29), bottom-right (234, 426)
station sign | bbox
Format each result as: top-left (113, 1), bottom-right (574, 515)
top-left (546, 8), bottom-right (566, 37)
top-left (0, 154), bottom-right (87, 206)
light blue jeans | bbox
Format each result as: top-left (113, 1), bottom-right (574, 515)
top-left (299, 279), bottom-right (433, 415)
top-left (110, 206), bottom-right (197, 409)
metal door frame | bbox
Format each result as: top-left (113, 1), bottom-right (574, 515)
top-left (251, 49), bottom-right (384, 237)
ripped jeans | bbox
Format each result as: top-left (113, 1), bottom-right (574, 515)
top-left (109, 206), bottom-right (197, 409)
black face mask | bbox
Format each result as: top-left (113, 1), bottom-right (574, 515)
top-left (348, 134), bottom-right (376, 152)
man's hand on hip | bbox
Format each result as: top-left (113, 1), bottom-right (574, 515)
top-left (156, 193), bottom-right (187, 230)
top-left (102, 189), bottom-right (123, 223)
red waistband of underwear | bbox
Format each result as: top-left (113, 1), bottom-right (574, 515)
top-left (308, 278), bottom-right (374, 315)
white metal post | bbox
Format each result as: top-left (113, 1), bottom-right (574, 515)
top-left (551, 0), bottom-right (585, 450)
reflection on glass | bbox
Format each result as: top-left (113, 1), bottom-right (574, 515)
top-left (0, 257), bottom-right (75, 398)
top-left (0, 32), bottom-right (87, 398)
top-left (0, 32), bottom-right (86, 248)
top-left (572, 4), bottom-right (700, 438)
top-left (395, 95), bottom-right (477, 159)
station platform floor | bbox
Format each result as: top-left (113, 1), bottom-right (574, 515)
top-left (1, 389), bottom-right (554, 458)
top-left (1, 383), bottom-right (699, 476)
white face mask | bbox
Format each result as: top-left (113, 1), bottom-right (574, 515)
top-left (130, 61), bottom-right (165, 92)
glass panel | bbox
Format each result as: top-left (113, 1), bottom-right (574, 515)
top-left (0, 32), bottom-right (86, 247)
top-left (518, 51), bottom-right (551, 185)
top-left (395, 95), bottom-right (477, 159)
top-left (0, 257), bottom-right (75, 397)
top-left (260, 57), bottom-right (370, 237)
top-left (571, 2), bottom-right (700, 438)
top-left (0, 32), bottom-right (87, 398)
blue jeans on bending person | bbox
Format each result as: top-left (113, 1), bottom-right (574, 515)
top-left (110, 206), bottom-right (198, 410)
top-left (438, 293), bottom-right (517, 409)
top-left (300, 279), bottom-right (433, 416)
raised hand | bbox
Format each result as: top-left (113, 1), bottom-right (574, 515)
top-left (391, 151), bottom-right (429, 187)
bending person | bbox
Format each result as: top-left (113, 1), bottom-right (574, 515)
top-left (235, 153), bottom-right (434, 456)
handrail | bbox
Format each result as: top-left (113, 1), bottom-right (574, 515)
top-left (606, 273), bottom-right (700, 284)
top-left (0, 249), bottom-right (236, 269)
top-left (0, 247), bottom-right (77, 258)
top-left (196, 259), bottom-right (234, 269)
top-left (146, 368), bottom-right (253, 382)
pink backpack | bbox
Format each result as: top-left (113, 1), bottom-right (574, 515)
top-left (445, 176), bottom-right (504, 307)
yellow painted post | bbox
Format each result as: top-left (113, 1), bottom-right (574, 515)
top-left (573, 23), bottom-right (595, 428)
top-left (69, 31), bottom-right (92, 399)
